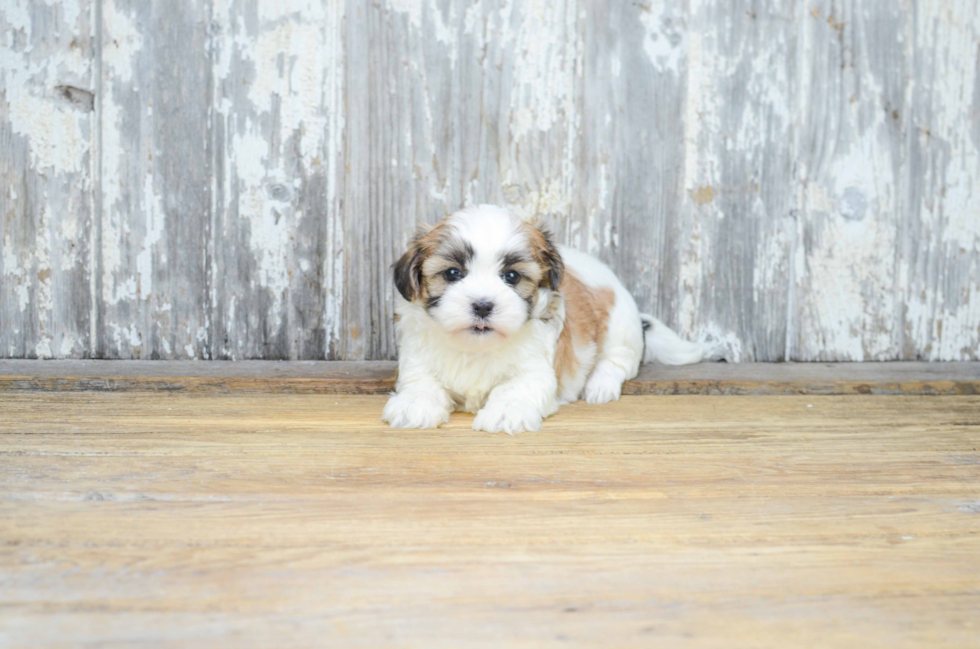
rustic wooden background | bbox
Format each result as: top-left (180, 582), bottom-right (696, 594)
top-left (2, 0), bottom-right (978, 361)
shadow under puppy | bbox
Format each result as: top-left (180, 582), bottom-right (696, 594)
top-left (383, 204), bottom-right (705, 434)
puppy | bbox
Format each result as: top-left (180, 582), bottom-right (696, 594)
top-left (382, 204), bottom-right (704, 434)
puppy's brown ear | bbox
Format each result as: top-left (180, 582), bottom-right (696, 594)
top-left (528, 222), bottom-right (564, 290)
top-left (394, 222), bottom-right (444, 301)
top-left (393, 237), bottom-right (426, 301)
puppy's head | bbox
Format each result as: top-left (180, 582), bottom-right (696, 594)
top-left (393, 205), bottom-right (563, 347)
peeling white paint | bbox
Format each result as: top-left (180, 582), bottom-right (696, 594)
top-left (2, 1), bottom-right (34, 40)
top-left (795, 2), bottom-right (905, 361)
top-left (1, 0), bottom-right (92, 358)
top-left (57, 209), bottom-right (81, 270)
top-left (321, 0), bottom-right (346, 358)
top-left (34, 338), bottom-right (53, 359)
top-left (934, 281), bottom-right (980, 360)
top-left (100, 0), bottom-right (143, 308)
top-left (753, 219), bottom-right (793, 305)
top-left (3, 0), bottom-right (980, 361)
top-left (237, 166), bottom-right (292, 306)
top-left (34, 204), bottom-right (53, 348)
top-left (136, 173), bottom-right (164, 300)
top-left (102, 1), bottom-right (143, 85)
top-left (246, 10), bottom-right (328, 171)
top-left (800, 216), bottom-right (896, 361)
top-left (389, 0), bottom-right (458, 67)
top-left (921, 2), bottom-right (980, 250)
top-left (504, 175), bottom-right (573, 222)
top-left (214, 0), bottom-right (340, 341)
top-left (1, 1), bottom-right (91, 176)
top-left (387, 0), bottom-right (422, 30)
top-left (108, 321), bottom-right (141, 351)
top-left (504, 0), bottom-right (579, 141)
top-left (60, 335), bottom-right (76, 356)
top-left (109, 277), bottom-right (137, 306)
top-left (3, 236), bottom-right (22, 276)
top-left (904, 0), bottom-right (980, 360)
top-left (0, 12), bottom-right (91, 358)
top-left (639, 0), bottom-right (686, 74)
top-left (7, 90), bottom-right (89, 174)
top-left (678, 25), bottom-right (711, 335)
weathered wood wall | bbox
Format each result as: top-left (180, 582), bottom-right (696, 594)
top-left (2, 0), bottom-right (979, 361)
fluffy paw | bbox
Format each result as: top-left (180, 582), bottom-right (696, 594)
top-left (473, 400), bottom-right (543, 435)
top-left (583, 365), bottom-right (624, 404)
top-left (382, 392), bottom-right (451, 429)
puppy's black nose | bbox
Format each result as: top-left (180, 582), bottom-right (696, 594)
top-left (472, 300), bottom-right (494, 319)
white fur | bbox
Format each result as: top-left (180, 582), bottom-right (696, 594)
top-left (554, 246), bottom-right (650, 405)
top-left (383, 205), bottom-right (704, 434)
top-left (640, 314), bottom-right (706, 365)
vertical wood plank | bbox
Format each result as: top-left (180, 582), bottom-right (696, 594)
top-left (792, 0), bottom-right (910, 361)
top-left (98, 0), bottom-right (212, 358)
top-left (0, 0), bottom-right (94, 358)
top-left (681, 0), bottom-right (799, 361)
top-left (459, 0), bottom-right (582, 223)
top-left (902, 0), bottom-right (980, 360)
top-left (341, 0), bottom-right (415, 361)
top-left (210, 0), bottom-right (346, 360)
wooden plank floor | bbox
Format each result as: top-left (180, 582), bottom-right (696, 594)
top-left (2, 392), bottom-right (979, 647)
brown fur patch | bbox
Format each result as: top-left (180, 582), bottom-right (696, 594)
top-left (393, 219), bottom-right (455, 303)
top-left (520, 221), bottom-right (564, 289)
top-left (554, 270), bottom-right (616, 392)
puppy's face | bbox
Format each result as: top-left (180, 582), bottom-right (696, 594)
top-left (394, 206), bottom-right (563, 348)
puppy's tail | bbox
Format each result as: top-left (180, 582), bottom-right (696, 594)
top-left (640, 314), bottom-right (704, 365)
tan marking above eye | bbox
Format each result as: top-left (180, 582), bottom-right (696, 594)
top-left (504, 261), bottom-right (542, 283)
top-left (422, 256), bottom-right (462, 278)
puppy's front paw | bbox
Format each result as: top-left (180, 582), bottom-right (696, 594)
top-left (382, 392), bottom-right (451, 429)
top-left (473, 400), bottom-right (543, 435)
top-left (583, 363), bottom-right (624, 404)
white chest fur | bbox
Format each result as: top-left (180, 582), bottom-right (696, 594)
top-left (395, 297), bottom-right (562, 412)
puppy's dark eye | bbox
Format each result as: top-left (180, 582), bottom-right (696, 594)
top-left (444, 268), bottom-right (462, 282)
top-left (502, 270), bottom-right (521, 286)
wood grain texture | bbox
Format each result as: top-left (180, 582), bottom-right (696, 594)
top-left (209, 0), bottom-right (345, 361)
top-left (2, 0), bottom-right (979, 361)
top-left (793, 0), bottom-right (906, 361)
top-left (1, 0), bottom-right (95, 359)
top-left (902, 0), bottom-right (980, 361)
top-left (98, 0), bottom-right (212, 359)
top-left (669, 0), bottom-right (798, 361)
top-left (1, 392), bottom-right (979, 647)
